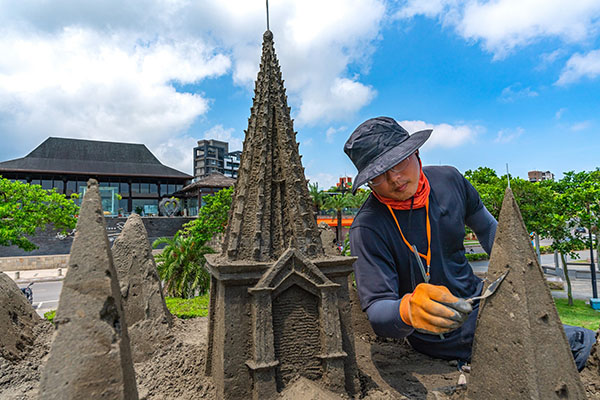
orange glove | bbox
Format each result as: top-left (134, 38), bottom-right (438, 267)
top-left (399, 283), bottom-right (472, 335)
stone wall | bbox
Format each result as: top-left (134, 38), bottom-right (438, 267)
top-left (0, 217), bottom-right (194, 257)
top-left (0, 255), bottom-right (69, 272)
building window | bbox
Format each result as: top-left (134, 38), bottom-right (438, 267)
top-left (119, 182), bottom-right (129, 194)
top-left (132, 199), bottom-right (159, 216)
top-left (53, 180), bottom-right (64, 192)
top-left (66, 181), bottom-right (77, 195)
top-left (41, 179), bottom-right (53, 190)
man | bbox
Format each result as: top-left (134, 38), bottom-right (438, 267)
top-left (344, 116), bottom-right (594, 368)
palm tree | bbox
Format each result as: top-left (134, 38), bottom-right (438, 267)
top-left (308, 182), bottom-right (326, 216)
top-left (324, 193), bottom-right (352, 244)
top-left (153, 233), bottom-right (215, 298)
top-left (350, 189), bottom-right (371, 209)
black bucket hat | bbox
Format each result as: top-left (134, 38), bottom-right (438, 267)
top-left (344, 117), bottom-right (432, 194)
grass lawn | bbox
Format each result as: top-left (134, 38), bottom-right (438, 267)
top-left (554, 298), bottom-right (600, 331)
top-left (165, 294), bottom-right (210, 319)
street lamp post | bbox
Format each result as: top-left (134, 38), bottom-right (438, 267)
top-left (589, 229), bottom-right (598, 299)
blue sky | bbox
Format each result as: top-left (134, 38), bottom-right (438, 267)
top-left (0, 1), bottom-right (599, 189)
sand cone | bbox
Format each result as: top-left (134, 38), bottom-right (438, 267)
top-left (39, 180), bottom-right (138, 399)
top-left (112, 213), bottom-right (172, 362)
top-left (0, 272), bottom-right (40, 362)
top-left (467, 188), bottom-right (585, 399)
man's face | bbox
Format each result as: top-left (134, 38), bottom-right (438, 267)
top-left (369, 152), bottom-right (421, 201)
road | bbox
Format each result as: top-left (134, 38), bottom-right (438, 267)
top-left (17, 280), bottom-right (62, 317)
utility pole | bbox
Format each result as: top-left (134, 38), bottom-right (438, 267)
top-left (588, 208), bottom-right (598, 298)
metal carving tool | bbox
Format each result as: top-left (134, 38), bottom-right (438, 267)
top-left (412, 245), bottom-right (429, 283)
top-left (467, 270), bottom-right (509, 304)
top-left (412, 245), bottom-right (445, 339)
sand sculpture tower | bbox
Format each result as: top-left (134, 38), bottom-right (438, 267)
top-left (204, 30), bottom-right (358, 399)
top-left (467, 188), bottom-right (586, 399)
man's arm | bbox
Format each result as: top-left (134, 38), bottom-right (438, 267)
top-left (352, 224), bottom-right (471, 338)
top-left (466, 206), bottom-right (497, 255)
top-left (367, 299), bottom-right (414, 338)
top-left (351, 224), bottom-right (414, 338)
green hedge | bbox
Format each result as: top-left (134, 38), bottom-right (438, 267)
top-left (466, 245), bottom-right (556, 262)
top-left (466, 252), bottom-right (489, 261)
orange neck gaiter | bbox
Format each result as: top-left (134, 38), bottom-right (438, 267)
top-left (372, 160), bottom-right (430, 210)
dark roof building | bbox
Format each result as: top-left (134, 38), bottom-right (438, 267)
top-left (177, 172), bottom-right (235, 215)
top-left (0, 137), bottom-right (192, 216)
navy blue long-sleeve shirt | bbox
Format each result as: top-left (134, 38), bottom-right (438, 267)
top-left (350, 166), bottom-right (497, 361)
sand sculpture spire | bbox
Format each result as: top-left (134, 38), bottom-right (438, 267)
top-left (467, 187), bottom-right (585, 399)
top-left (205, 30), bottom-right (358, 399)
top-left (221, 30), bottom-right (324, 262)
top-left (39, 180), bottom-right (138, 400)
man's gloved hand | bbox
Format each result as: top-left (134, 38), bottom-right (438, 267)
top-left (399, 283), bottom-right (473, 335)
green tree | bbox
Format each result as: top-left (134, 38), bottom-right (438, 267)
top-left (182, 186), bottom-right (234, 244)
top-left (0, 177), bottom-right (79, 251)
top-left (153, 186), bottom-right (234, 298)
top-left (465, 167), bottom-right (504, 219)
top-left (466, 168), bottom-right (554, 238)
top-left (542, 170), bottom-right (600, 305)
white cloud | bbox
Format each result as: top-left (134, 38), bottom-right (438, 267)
top-left (395, 0), bottom-right (459, 20)
top-left (202, 125), bottom-right (243, 152)
top-left (325, 126), bottom-right (347, 143)
top-left (494, 127), bottom-right (524, 143)
top-left (0, 0), bottom-right (387, 168)
top-left (297, 78), bottom-right (376, 125)
top-left (306, 172), bottom-right (337, 190)
top-left (570, 121), bottom-right (592, 132)
top-left (398, 120), bottom-right (481, 149)
top-left (556, 49), bottom-right (600, 85)
top-left (180, 0), bottom-right (385, 125)
top-left (153, 135), bottom-right (198, 175)
top-left (499, 83), bottom-right (538, 102)
top-left (395, 0), bottom-right (600, 59)
top-left (537, 49), bottom-right (567, 69)
top-left (0, 26), bottom-right (230, 172)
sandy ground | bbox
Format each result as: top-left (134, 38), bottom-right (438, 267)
top-left (1, 294), bottom-right (598, 400)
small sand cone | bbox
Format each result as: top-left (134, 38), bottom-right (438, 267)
top-left (112, 213), bottom-right (172, 362)
top-left (39, 180), bottom-right (138, 400)
top-left (466, 188), bottom-right (585, 399)
top-left (0, 272), bottom-right (41, 362)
